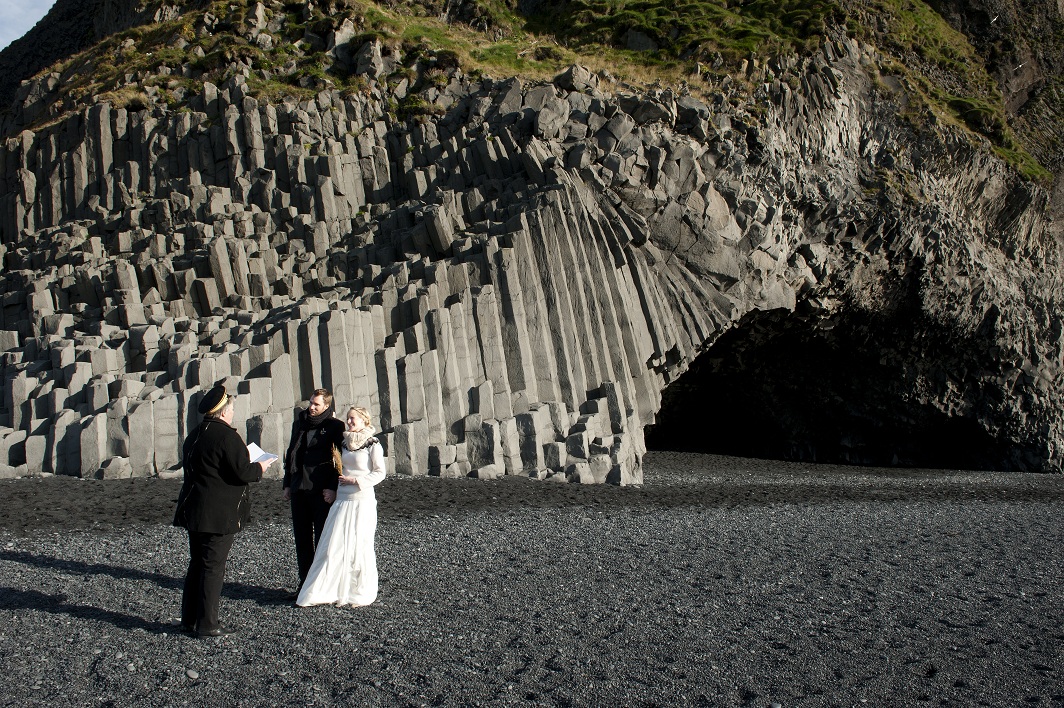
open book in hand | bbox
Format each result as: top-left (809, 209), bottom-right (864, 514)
top-left (247, 443), bottom-right (279, 465)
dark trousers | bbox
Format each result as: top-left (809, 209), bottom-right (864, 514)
top-left (182, 531), bottom-right (236, 633)
top-left (290, 489), bottom-right (332, 586)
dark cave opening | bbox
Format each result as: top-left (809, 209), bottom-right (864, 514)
top-left (644, 309), bottom-right (1011, 471)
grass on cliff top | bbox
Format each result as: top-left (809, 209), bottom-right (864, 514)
top-left (24, 0), bottom-right (1049, 181)
top-left (37, 0), bottom-right (675, 110)
top-left (523, 0), bottom-right (841, 61)
top-left (843, 0), bottom-right (1047, 176)
top-left (519, 0), bottom-right (1045, 179)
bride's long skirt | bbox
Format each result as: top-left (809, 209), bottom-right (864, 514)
top-left (296, 489), bottom-right (378, 607)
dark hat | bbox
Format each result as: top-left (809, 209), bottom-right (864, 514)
top-left (198, 385), bottom-right (230, 415)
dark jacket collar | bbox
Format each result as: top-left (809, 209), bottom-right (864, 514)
top-left (202, 418), bottom-right (237, 432)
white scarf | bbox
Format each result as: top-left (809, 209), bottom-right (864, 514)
top-left (343, 426), bottom-right (377, 451)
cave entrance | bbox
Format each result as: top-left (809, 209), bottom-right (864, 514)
top-left (644, 308), bottom-right (1008, 470)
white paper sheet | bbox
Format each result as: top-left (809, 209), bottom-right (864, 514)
top-left (247, 442), bottom-right (279, 465)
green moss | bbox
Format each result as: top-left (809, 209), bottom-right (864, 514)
top-left (397, 93), bottom-right (442, 118)
top-left (470, 42), bottom-right (536, 72)
top-left (994, 146), bottom-right (1054, 184)
top-left (245, 76), bottom-right (313, 102)
top-left (402, 23), bottom-right (458, 51)
top-left (526, 0), bottom-right (841, 67)
top-left (99, 87), bottom-right (152, 111)
top-left (944, 94), bottom-right (1006, 142)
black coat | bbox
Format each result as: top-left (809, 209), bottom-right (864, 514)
top-left (282, 412), bottom-right (345, 492)
top-left (174, 418), bottom-right (263, 534)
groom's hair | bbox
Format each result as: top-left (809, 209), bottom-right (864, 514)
top-left (312, 388), bottom-right (333, 406)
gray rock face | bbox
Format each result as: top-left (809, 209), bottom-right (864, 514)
top-left (0, 36), bottom-right (1059, 481)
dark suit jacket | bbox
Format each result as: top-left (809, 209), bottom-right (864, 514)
top-left (282, 412), bottom-right (345, 492)
top-left (174, 418), bottom-right (262, 534)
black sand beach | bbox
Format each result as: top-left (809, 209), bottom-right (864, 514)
top-left (1, 452), bottom-right (1062, 706)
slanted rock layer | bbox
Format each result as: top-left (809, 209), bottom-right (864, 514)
top-left (0, 31), bottom-right (1060, 480)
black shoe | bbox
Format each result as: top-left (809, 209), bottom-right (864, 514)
top-left (179, 623), bottom-right (196, 635)
top-left (195, 625), bottom-right (237, 638)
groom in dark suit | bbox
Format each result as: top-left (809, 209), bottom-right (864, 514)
top-left (282, 388), bottom-right (345, 592)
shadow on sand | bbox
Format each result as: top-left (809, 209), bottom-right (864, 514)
top-left (0, 549), bottom-right (294, 634)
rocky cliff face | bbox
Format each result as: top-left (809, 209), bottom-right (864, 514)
top-left (0, 3), bottom-right (1060, 480)
top-left (916, 0), bottom-right (1064, 223)
top-left (0, 0), bottom-right (171, 114)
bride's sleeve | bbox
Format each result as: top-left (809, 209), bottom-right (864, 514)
top-left (357, 443), bottom-right (387, 488)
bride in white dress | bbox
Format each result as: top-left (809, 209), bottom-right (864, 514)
top-left (296, 407), bottom-right (386, 608)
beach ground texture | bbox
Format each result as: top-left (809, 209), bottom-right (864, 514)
top-left (1, 451), bottom-right (1062, 707)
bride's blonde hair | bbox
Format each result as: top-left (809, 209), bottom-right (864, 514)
top-left (348, 406), bottom-right (372, 427)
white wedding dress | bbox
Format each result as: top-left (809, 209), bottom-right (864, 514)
top-left (296, 440), bottom-right (386, 607)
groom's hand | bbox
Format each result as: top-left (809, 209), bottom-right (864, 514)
top-left (282, 487), bottom-right (291, 501)
top-left (323, 489), bottom-right (336, 503)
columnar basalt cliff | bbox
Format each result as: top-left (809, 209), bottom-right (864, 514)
top-left (0, 2), bottom-right (1060, 480)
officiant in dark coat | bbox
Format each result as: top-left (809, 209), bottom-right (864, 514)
top-left (174, 385), bottom-right (272, 638)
